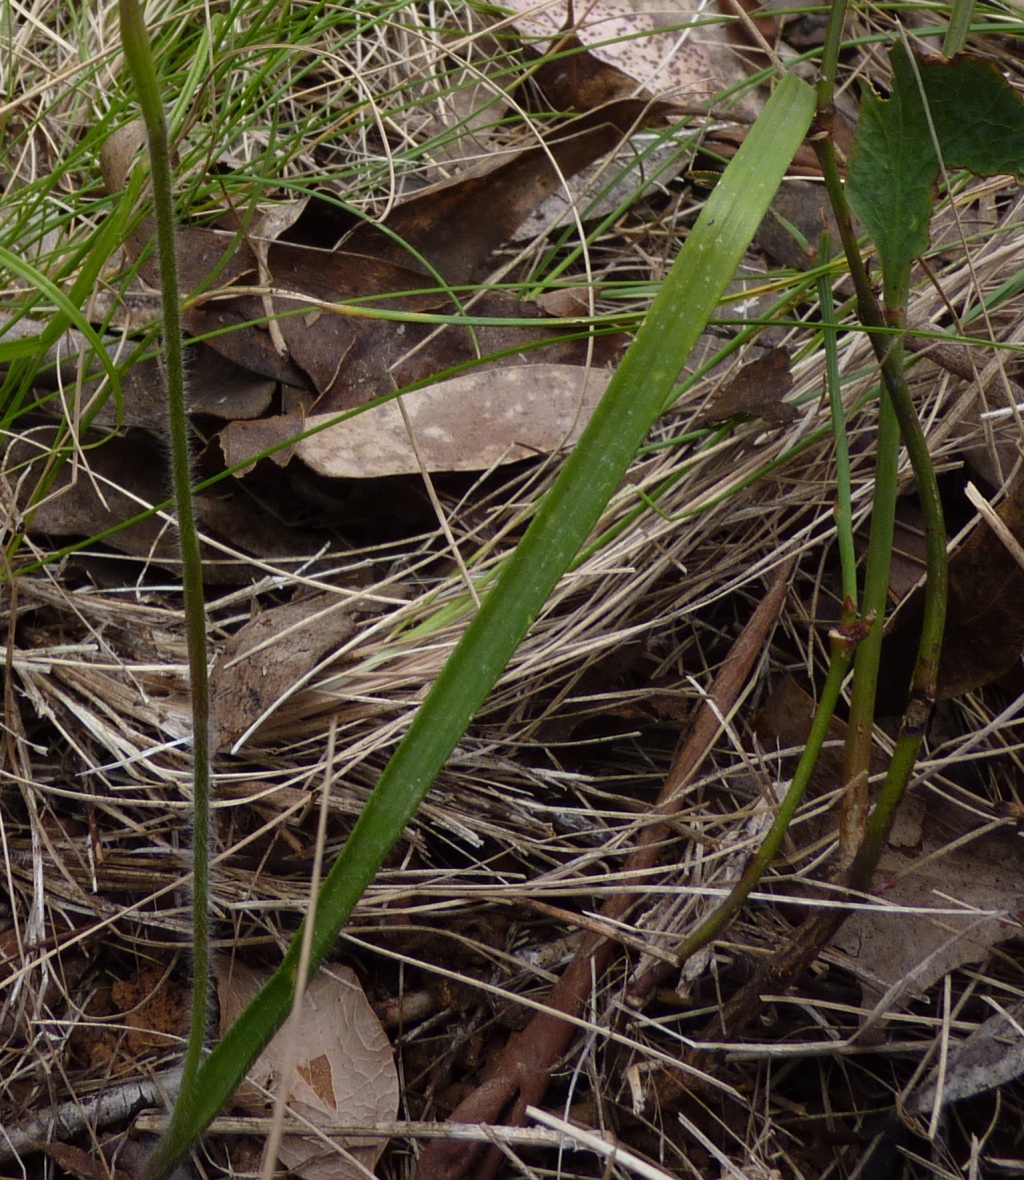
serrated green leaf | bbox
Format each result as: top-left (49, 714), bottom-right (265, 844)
top-left (911, 47), bottom-right (1024, 177)
top-left (847, 42), bottom-right (1024, 306)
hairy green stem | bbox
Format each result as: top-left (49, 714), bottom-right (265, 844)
top-left (118, 0), bottom-right (212, 1152)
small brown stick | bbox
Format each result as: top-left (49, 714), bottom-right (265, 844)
top-left (0, 1069), bottom-right (183, 1165)
top-left (413, 558), bottom-right (794, 1180)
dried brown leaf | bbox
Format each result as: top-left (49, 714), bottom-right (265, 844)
top-left (219, 412), bottom-right (303, 476)
top-left (535, 286), bottom-right (598, 317)
top-left (340, 99), bottom-right (673, 283)
top-left (192, 355), bottom-right (276, 422)
top-left (910, 1000), bottom-right (1024, 1114)
top-left (39, 1143), bottom-right (105, 1180)
top-left (700, 346), bottom-right (796, 425)
top-left (295, 363), bottom-right (611, 478)
top-left (528, 25), bottom-right (649, 110)
top-left (505, 0), bottom-right (748, 105)
top-left (215, 959), bottom-right (398, 1180)
top-left (833, 801), bottom-right (1024, 1004)
top-left (210, 592), bottom-right (355, 751)
top-left (4, 428), bottom-right (324, 581)
top-left (119, 106), bottom-right (645, 420)
top-left (100, 121), bottom-right (146, 196)
top-left (882, 474), bottom-right (1024, 707)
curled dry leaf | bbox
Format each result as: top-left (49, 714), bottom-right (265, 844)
top-left (108, 100), bottom-right (644, 469)
top-left (99, 120), bottom-right (146, 195)
top-left (210, 592), bottom-right (356, 752)
top-left (215, 959), bottom-right (398, 1180)
top-left (295, 363), bottom-right (611, 479)
top-left (18, 333), bottom-right (275, 433)
top-left (497, 2), bottom-right (758, 236)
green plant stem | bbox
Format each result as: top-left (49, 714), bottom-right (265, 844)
top-left (838, 387), bottom-right (899, 860)
top-left (670, 241), bottom-right (865, 962)
top-left (815, 134), bottom-right (898, 843)
top-left (695, 23), bottom-right (952, 1046)
top-left (813, 133), bottom-right (948, 876)
top-left (816, 0), bottom-right (849, 112)
top-left (846, 334), bottom-right (948, 882)
top-left (814, 140), bottom-right (876, 328)
top-left (118, 0), bottom-right (212, 1147)
top-left (818, 236), bottom-right (857, 606)
top-left (943, 0), bottom-right (976, 54)
top-left (674, 628), bottom-right (855, 965)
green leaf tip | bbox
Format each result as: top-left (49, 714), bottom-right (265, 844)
top-left (847, 42), bottom-right (1024, 292)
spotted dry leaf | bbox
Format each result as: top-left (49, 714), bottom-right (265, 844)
top-left (215, 959), bottom-right (398, 1180)
top-left (295, 363), bottom-right (611, 478)
top-left (504, 0), bottom-right (750, 105)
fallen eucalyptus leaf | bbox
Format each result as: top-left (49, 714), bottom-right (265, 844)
top-left (909, 1000), bottom-right (1024, 1115)
top-left (296, 363), bottom-right (611, 478)
top-left (833, 804), bottom-right (1024, 1006)
top-left (210, 592), bottom-right (355, 752)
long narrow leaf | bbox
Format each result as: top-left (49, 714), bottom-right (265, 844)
top-left (144, 72), bottom-right (814, 1179)
top-left (0, 247), bottom-right (123, 407)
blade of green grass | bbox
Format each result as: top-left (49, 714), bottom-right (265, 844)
top-left (0, 241), bottom-right (126, 423)
top-left (142, 72), bottom-right (814, 1180)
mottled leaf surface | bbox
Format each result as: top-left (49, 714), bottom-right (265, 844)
top-left (216, 959), bottom-right (398, 1180)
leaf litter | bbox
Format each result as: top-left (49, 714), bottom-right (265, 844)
top-left (215, 959), bottom-right (399, 1180)
top-left (5, 4), bottom-right (1024, 1179)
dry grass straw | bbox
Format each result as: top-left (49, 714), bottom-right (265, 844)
top-left (4, 0), bottom-right (1024, 1176)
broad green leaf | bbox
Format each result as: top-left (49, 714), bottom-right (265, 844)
top-left (913, 49), bottom-right (1024, 175)
top-left (847, 43), bottom-right (1024, 304)
top-left (846, 47), bottom-right (939, 297)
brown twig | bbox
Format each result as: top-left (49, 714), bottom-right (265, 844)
top-left (413, 557), bottom-right (794, 1180)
